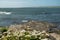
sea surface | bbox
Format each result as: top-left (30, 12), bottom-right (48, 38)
top-left (0, 7), bottom-right (60, 26)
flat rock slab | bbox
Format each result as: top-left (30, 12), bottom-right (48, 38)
top-left (50, 33), bottom-right (60, 40)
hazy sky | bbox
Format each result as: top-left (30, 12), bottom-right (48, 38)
top-left (0, 0), bottom-right (60, 8)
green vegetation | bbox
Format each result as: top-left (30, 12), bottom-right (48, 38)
top-left (0, 27), bottom-right (8, 33)
top-left (0, 27), bottom-right (51, 40)
top-left (0, 21), bottom-right (59, 40)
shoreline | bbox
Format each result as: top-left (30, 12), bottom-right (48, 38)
top-left (0, 20), bottom-right (60, 40)
top-left (6, 20), bottom-right (60, 40)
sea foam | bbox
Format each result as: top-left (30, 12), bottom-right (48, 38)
top-left (0, 11), bottom-right (11, 15)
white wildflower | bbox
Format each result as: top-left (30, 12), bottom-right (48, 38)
top-left (46, 33), bottom-right (49, 36)
top-left (25, 35), bottom-right (31, 38)
top-left (6, 35), bottom-right (11, 37)
top-left (7, 32), bottom-right (11, 35)
top-left (41, 31), bottom-right (46, 33)
top-left (41, 38), bottom-right (49, 40)
top-left (20, 30), bottom-right (26, 33)
top-left (1, 35), bottom-right (4, 38)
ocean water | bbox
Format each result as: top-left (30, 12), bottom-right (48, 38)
top-left (0, 8), bottom-right (60, 26)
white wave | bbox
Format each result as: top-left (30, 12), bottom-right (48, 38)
top-left (0, 11), bottom-right (11, 15)
top-left (22, 20), bottom-right (28, 22)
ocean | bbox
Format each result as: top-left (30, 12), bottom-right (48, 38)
top-left (0, 8), bottom-right (60, 26)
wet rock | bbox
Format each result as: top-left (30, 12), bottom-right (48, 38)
top-left (8, 20), bottom-right (56, 32)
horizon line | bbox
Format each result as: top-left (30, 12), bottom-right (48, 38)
top-left (0, 6), bottom-right (60, 8)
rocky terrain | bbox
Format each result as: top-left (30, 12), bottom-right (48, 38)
top-left (0, 20), bottom-right (60, 40)
top-left (8, 20), bottom-right (58, 32)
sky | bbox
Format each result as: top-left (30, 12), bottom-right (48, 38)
top-left (0, 0), bottom-right (60, 8)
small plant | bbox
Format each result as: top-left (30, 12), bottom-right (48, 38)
top-left (0, 27), bottom-right (8, 33)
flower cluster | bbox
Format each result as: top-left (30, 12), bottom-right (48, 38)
top-left (0, 28), bottom-right (51, 40)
